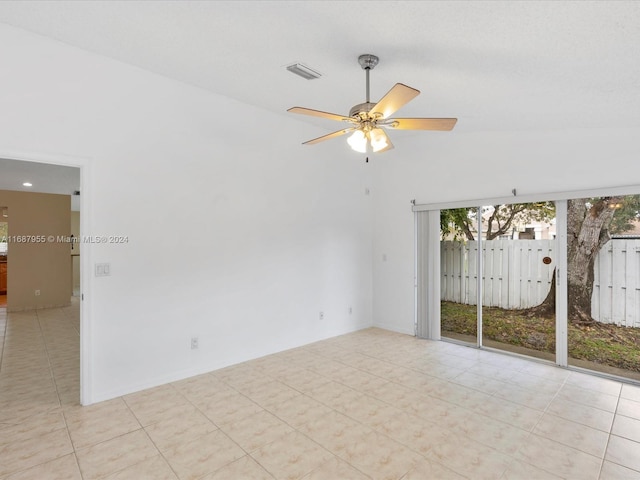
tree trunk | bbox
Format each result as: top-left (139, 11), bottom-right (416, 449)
top-left (527, 197), bottom-right (620, 322)
top-left (566, 197), bottom-right (619, 322)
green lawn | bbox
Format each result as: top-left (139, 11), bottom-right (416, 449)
top-left (441, 301), bottom-right (640, 373)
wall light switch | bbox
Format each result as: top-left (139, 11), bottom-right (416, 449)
top-left (95, 263), bottom-right (111, 277)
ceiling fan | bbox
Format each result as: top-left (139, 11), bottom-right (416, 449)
top-left (288, 54), bottom-right (457, 154)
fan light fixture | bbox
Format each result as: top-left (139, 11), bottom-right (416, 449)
top-left (287, 54), bottom-right (457, 156)
top-left (347, 128), bottom-right (388, 153)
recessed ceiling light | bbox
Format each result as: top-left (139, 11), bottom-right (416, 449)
top-left (23, 182), bottom-right (33, 187)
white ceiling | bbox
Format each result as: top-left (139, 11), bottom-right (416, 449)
top-left (1, 1), bottom-right (639, 186)
top-left (0, 158), bottom-right (80, 210)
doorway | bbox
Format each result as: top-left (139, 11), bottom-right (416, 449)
top-left (0, 155), bottom-right (86, 403)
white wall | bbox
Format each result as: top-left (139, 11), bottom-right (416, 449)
top-left (371, 128), bottom-right (640, 334)
top-left (0, 25), bottom-right (373, 403)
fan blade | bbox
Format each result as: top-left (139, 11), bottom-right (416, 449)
top-left (370, 83), bottom-right (420, 119)
top-left (303, 127), bottom-right (356, 145)
top-left (383, 118), bottom-right (457, 131)
top-left (288, 107), bottom-right (354, 123)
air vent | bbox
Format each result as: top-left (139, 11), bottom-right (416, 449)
top-left (286, 62), bottom-right (322, 80)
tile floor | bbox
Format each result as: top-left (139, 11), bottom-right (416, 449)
top-left (1, 302), bottom-right (640, 479)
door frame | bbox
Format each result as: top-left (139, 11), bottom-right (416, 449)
top-left (0, 148), bottom-right (93, 405)
top-left (414, 184), bottom-right (640, 372)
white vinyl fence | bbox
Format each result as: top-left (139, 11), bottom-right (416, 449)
top-left (441, 239), bottom-right (640, 328)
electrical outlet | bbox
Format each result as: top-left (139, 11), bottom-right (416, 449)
top-left (319, 311), bottom-right (324, 320)
top-left (35, 289), bottom-right (41, 296)
top-left (191, 337), bottom-right (199, 349)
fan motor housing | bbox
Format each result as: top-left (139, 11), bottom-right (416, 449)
top-left (349, 102), bottom-right (376, 119)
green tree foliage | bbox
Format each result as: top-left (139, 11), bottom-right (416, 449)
top-left (441, 202), bottom-right (555, 240)
top-left (608, 196), bottom-right (640, 234)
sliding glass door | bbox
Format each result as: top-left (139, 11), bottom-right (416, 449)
top-left (480, 203), bottom-right (556, 362)
top-left (566, 195), bottom-right (640, 381)
top-left (423, 188), bottom-right (640, 383)
top-left (440, 207), bottom-right (478, 344)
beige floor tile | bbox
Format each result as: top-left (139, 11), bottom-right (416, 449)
top-left (0, 397), bottom-right (61, 425)
top-left (171, 374), bottom-right (230, 402)
top-left (306, 381), bottom-right (362, 410)
top-left (219, 409), bottom-right (294, 452)
top-left (201, 455), bottom-right (274, 480)
top-left (238, 379), bottom-right (301, 408)
top-left (458, 414), bottom-right (531, 455)
top-left (451, 371), bottom-right (507, 395)
top-left (505, 370), bottom-right (566, 394)
top-left (518, 361), bottom-right (571, 383)
top-left (473, 396), bottom-right (542, 431)
top-left (337, 430), bottom-right (421, 480)
top-left (64, 398), bottom-right (141, 449)
top-left (598, 460), bottom-right (640, 480)
top-left (144, 406), bottom-right (218, 452)
top-left (514, 433), bottom-right (602, 480)
top-left (104, 455), bottom-right (177, 480)
top-left (75, 429), bottom-right (159, 480)
top-left (265, 394), bottom-right (333, 428)
top-left (612, 414), bottom-right (640, 443)
top-left (0, 409), bottom-right (66, 446)
top-left (0, 428), bottom-right (74, 477)
top-left (180, 382), bottom-right (238, 409)
top-left (6, 304), bottom-right (640, 480)
top-left (493, 382), bottom-right (557, 411)
top-left (605, 435), bottom-right (640, 472)
top-left (426, 437), bottom-right (512, 480)
top-left (401, 458), bottom-right (467, 480)
top-left (250, 431), bottom-right (334, 480)
top-left (547, 396), bottom-right (615, 432)
top-left (617, 398), bottom-right (640, 421)
top-left (376, 412), bottom-right (451, 456)
top-left (198, 391), bottom-right (264, 425)
top-left (301, 456), bottom-right (370, 480)
top-left (466, 362), bottom-right (520, 382)
top-left (345, 398), bottom-right (407, 433)
top-left (567, 371), bottom-right (623, 396)
top-left (388, 370), bottom-right (448, 394)
top-left (123, 384), bottom-right (191, 426)
top-left (332, 367), bottom-right (389, 393)
top-left (296, 411), bottom-right (364, 454)
top-left (161, 429), bottom-right (245, 480)
top-left (500, 459), bottom-right (564, 480)
top-left (277, 369), bottom-right (332, 393)
top-left (1, 453), bottom-right (81, 480)
top-left (533, 413), bottom-right (610, 457)
top-left (557, 384), bottom-right (620, 413)
top-left (370, 383), bottom-right (427, 415)
top-left (621, 384), bottom-right (640, 403)
top-left (430, 381), bottom-right (494, 410)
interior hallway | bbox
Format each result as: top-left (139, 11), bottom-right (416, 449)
top-left (1, 301), bottom-right (640, 479)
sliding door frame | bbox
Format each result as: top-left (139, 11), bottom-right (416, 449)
top-left (414, 184), bottom-right (640, 371)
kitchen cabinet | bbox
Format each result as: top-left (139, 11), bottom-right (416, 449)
top-left (0, 261), bottom-right (6, 294)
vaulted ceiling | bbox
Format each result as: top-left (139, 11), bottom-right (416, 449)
top-left (1, 1), bottom-right (640, 186)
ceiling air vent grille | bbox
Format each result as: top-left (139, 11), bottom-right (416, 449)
top-left (286, 63), bottom-right (322, 80)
